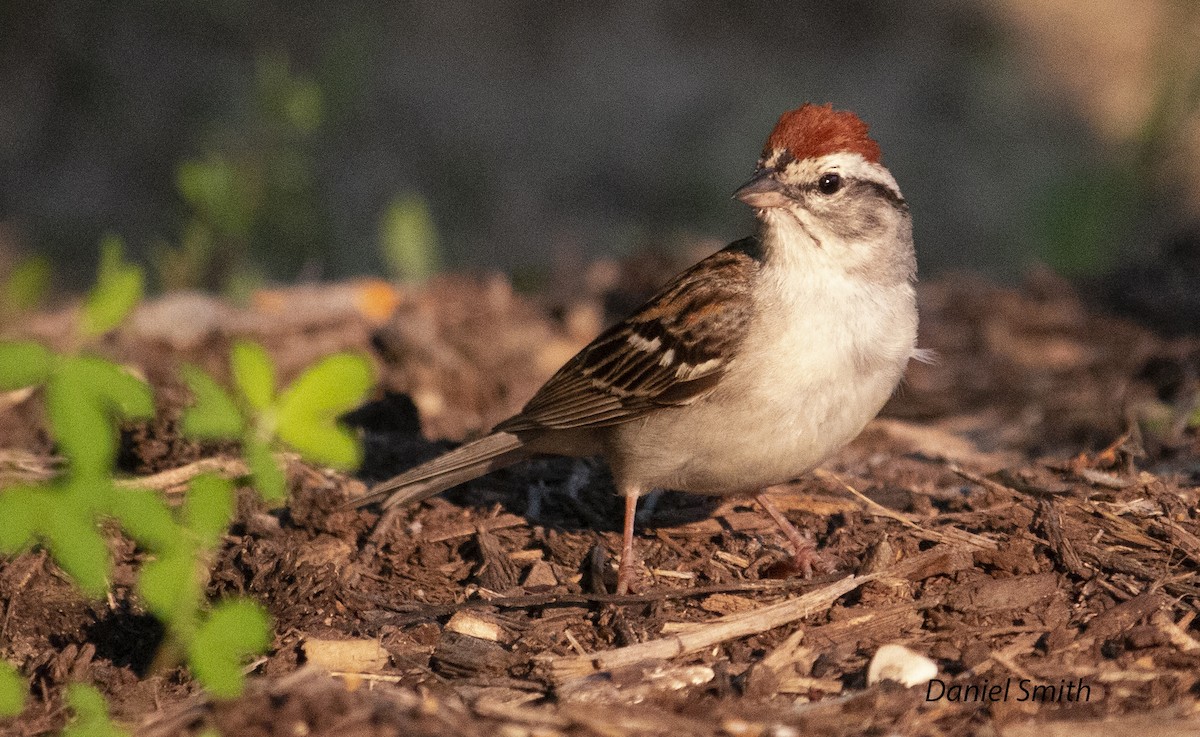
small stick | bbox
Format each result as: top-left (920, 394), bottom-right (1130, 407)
top-left (365, 575), bottom-right (842, 623)
top-left (544, 572), bottom-right (871, 682)
top-left (115, 456), bottom-right (251, 492)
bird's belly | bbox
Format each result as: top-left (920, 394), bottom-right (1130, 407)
top-left (606, 345), bottom-right (904, 495)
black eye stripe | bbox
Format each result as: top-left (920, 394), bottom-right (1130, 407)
top-left (792, 176), bottom-right (907, 211)
top-left (860, 179), bottom-right (908, 211)
top-left (775, 173), bottom-right (907, 213)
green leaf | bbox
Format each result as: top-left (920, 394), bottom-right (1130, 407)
top-left (182, 475), bottom-right (234, 547)
top-left (175, 157), bottom-right (255, 238)
top-left (230, 341), bottom-right (275, 411)
top-left (81, 235), bottom-right (144, 338)
top-left (0, 341), bottom-right (54, 390)
top-left (275, 352), bottom-right (371, 469)
top-left (282, 424), bottom-right (361, 471)
top-left (46, 369), bottom-right (114, 480)
top-left (244, 437), bottom-right (285, 502)
top-left (0, 660), bottom-right (25, 717)
top-left (0, 486), bottom-right (36, 552)
top-left (3, 255), bottom-right (51, 312)
top-left (139, 550), bottom-right (199, 625)
top-left (47, 358), bottom-right (153, 479)
top-left (67, 356), bottom-right (156, 419)
top-left (379, 193), bottom-right (439, 282)
top-left (188, 599), bottom-right (271, 698)
top-left (109, 489), bottom-right (178, 552)
top-left (42, 485), bottom-right (112, 597)
top-left (63, 684), bottom-right (129, 737)
top-left (180, 364), bottom-right (244, 439)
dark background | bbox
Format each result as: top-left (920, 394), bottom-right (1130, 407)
top-left (1, 0), bottom-right (1198, 297)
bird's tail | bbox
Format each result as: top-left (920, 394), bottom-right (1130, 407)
top-left (350, 431), bottom-right (529, 510)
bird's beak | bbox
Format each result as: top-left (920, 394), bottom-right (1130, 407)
top-left (733, 170), bottom-right (789, 208)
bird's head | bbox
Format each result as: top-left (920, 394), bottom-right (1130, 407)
top-left (734, 104), bottom-right (912, 280)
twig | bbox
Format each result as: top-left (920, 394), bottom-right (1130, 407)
top-left (366, 575), bottom-right (847, 624)
top-left (0, 386), bottom-right (37, 414)
top-left (115, 456), bottom-right (251, 492)
top-left (817, 469), bottom-right (997, 550)
top-left (948, 463), bottom-right (1021, 498)
top-left (328, 671), bottom-right (405, 683)
top-left (542, 573), bottom-right (872, 682)
top-left (0, 449), bottom-right (61, 484)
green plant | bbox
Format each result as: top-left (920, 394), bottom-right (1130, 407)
top-left (0, 237), bottom-right (150, 592)
top-left (115, 476), bottom-right (271, 696)
top-left (181, 340), bottom-right (372, 501)
top-left (82, 236), bottom-right (145, 339)
top-left (0, 347), bottom-right (154, 594)
top-left (0, 660), bottom-right (25, 717)
top-left (379, 192), bottom-right (440, 282)
top-left (62, 684), bottom-right (129, 737)
top-left (1, 255), bottom-right (51, 317)
top-left (161, 52), bottom-right (328, 294)
top-left (0, 241), bottom-right (275, 706)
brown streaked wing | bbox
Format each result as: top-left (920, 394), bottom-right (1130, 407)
top-left (495, 238), bottom-right (761, 433)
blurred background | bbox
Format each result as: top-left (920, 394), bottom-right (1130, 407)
top-left (1, 0), bottom-right (1198, 316)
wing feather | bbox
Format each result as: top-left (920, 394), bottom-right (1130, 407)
top-left (495, 238), bottom-right (761, 434)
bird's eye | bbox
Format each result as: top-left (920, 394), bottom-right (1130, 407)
top-left (817, 172), bottom-right (842, 195)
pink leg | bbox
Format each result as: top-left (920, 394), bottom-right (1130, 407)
top-left (616, 492), bottom-right (639, 595)
top-left (756, 492), bottom-right (829, 578)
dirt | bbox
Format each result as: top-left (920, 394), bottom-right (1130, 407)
top-left (2, 262), bottom-right (1200, 736)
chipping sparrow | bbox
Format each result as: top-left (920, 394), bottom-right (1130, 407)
top-left (355, 104), bottom-right (921, 595)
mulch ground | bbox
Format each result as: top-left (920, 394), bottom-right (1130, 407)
top-left (2, 260), bottom-right (1200, 736)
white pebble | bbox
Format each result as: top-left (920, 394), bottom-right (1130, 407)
top-left (866, 644), bottom-right (938, 687)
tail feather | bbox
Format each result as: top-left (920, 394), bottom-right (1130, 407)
top-left (351, 431), bottom-right (528, 510)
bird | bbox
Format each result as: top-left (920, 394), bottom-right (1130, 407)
top-left (353, 103), bottom-right (921, 595)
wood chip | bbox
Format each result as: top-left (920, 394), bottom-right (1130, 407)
top-left (302, 638), bottom-right (390, 673)
top-left (544, 574), bottom-right (868, 683)
top-left (508, 548), bottom-right (544, 562)
top-left (714, 551), bottom-right (751, 568)
top-left (804, 604), bottom-right (925, 649)
top-left (476, 528), bottom-right (521, 591)
top-left (445, 610), bottom-right (517, 644)
top-left (1151, 611), bottom-right (1200, 653)
top-left (522, 560), bottom-right (558, 589)
top-left (698, 593), bottom-right (758, 615)
top-left (944, 572), bottom-right (1058, 613)
top-left (1037, 500), bottom-right (1090, 578)
top-left (817, 469), bottom-right (997, 551)
top-left (1085, 592), bottom-right (1169, 640)
top-left (1154, 518), bottom-right (1200, 566)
